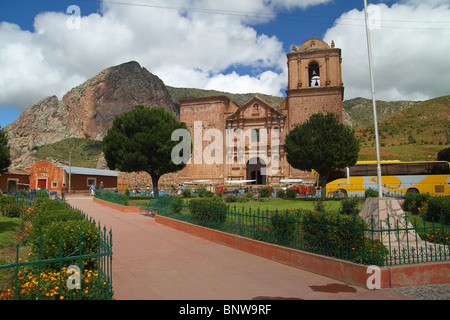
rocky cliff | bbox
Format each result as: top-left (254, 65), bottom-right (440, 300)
top-left (5, 61), bottom-right (176, 169)
top-left (64, 61), bottom-right (176, 140)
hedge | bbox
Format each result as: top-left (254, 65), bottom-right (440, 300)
top-left (188, 198), bottom-right (227, 226)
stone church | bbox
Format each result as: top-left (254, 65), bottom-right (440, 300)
top-left (176, 37), bottom-right (344, 186)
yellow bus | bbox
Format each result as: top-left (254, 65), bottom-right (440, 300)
top-left (325, 160), bottom-right (450, 197)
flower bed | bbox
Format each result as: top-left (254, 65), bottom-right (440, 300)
top-left (0, 196), bottom-right (113, 300)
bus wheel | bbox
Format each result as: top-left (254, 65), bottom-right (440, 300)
top-left (338, 189), bottom-right (348, 197)
top-left (406, 188), bottom-right (419, 194)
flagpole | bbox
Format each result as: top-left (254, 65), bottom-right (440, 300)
top-left (364, 0), bottom-right (383, 198)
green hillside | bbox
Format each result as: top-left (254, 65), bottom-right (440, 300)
top-left (343, 97), bottom-right (416, 128)
top-left (357, 95), bottom-right (450, 161)
top-left (32, 138), bottom-right (103, 168)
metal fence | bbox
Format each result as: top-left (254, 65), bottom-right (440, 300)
top-left (153, 197), bottom-right (449, 267)
top-left (0, 196), bottom-right (113, 300)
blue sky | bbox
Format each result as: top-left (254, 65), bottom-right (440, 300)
top-left (1, 0), bottom-right (449, 128)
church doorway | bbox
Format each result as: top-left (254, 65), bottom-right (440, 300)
top-left (246, 158), bottom-right (266, 185)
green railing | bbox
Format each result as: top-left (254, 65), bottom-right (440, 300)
top-left (94, 190), bottom-right (129, 206)
top-left (153, 197), bottom-right (449, 267)
top-left (0, 196), bottom-right (113, 300)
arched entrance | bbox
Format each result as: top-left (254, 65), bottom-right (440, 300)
top-left (246, 158), bottom-right (266, 185)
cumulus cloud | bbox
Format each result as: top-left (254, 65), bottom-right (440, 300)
top-left (0, 0), bottom-right (332, 112)
top-left (324, 1), bottom-right (450, 101)
top-left (1, 0), bottom-right (448, 114)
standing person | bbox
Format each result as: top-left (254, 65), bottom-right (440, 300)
top-left (89, 184), bottom-right (96, 196)
top-left (61, 183), bottom-right (68, 201)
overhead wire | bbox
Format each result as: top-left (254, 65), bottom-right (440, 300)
top-left (75, 0), bottom-right (450, 30)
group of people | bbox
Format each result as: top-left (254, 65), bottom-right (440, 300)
top-left (171, 184), bottom-right (185, 195)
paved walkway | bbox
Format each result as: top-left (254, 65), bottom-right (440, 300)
top-left (67, 196), bottom-right (414, 300)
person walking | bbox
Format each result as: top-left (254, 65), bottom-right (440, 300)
top-left (61, 183), bottom-right (68, 201)
top-left (89, 184), bottom-right (96, 196)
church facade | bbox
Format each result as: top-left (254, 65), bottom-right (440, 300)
top-left (176, 37), bottom-right (344, 186)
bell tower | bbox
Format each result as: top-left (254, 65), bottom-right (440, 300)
top-left (286, 37), bottom-right (344, 129)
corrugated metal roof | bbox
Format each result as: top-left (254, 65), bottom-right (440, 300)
top-left (58, 165), bottom-right (119, 177)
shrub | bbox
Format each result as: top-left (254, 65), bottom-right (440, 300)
top-left (301, 212), bottom-right (380, 264)
top-left (188, 198), bottom-right (227, 226)
top-left (365, 189), bottom-right (379, 198)
top-left (402, 193), bottom-right (430, 215)
top-left (270, 211), bottom-right (297, 246)
top-left (182, 189), bottom-right (192, 198)
top-left (0, 195), bottom-right (15, 213)
top-left (237, 196), bottom-right (249, 203)
top-left (313, 199), bottom-right (327, 213)
top-left (198, 188), bottom-right (214, 198)
top-left (420, 227), bottom-right (450, 245)
top-left (170, 197), bottom-right (185, 214)
top-left (285, 188), bottom-right (297, 199)
top-left (339, 198), bottom-right (361, 216)
top-left (423, 197), bottom-right (450, 225)
top-left (30, 220), bottom-right (100, 268)
top-left (224, 195), bottom-right (238, 203)
top-left (258, 187), bottom-right (270, 198)
top-left (31, 209), bottom-right (85, 233)
top-left (1, 201), bottom-right (25, 218)
top-left (35, 198), bottom-right (69, 212)
top-left (276, 189), bottom-right (286, 199)
top-left (244, 192), bottom-right (254, 199)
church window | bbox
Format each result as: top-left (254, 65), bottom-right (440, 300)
top-left (252, 129), bottom-right (260, 143)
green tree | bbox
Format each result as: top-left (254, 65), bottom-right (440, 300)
top-left (0, 127), bottom-right (11, 173)
top-left (437, 147), bottom-right (450, 162)
top-left (102, 106), bottom-right (190, 196)
top-left (284, 112), bottom-right (360, 199)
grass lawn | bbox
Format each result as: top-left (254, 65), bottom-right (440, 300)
top-left (0, 216), bottom-right (22, 250)
top-left (128, 196), bottom-right (357, 213)
top-left (0, 216), bottom-right (24, 291)
top-left (223, 198), bottom-right (346, 213)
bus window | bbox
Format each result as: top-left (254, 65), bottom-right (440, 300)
top-left (366, 164), bottom-right (378, 176)
top-left (429, 162), bottom-right (450, 174)
top-left (349, 165), bottom-right (367, 176)
top-left (386, 163), bottom-right (408, 175)
top-left (407, 163), bottom-right (427, 175)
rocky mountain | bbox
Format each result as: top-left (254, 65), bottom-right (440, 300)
top-left (5, 96), bottom-right (68, 169)
top-left (5, 61), bottom-right (175, 169)
top-left (64, 61), bottom-right (176, 140)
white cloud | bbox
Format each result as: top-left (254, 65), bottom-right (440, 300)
top-left (324, 2), bottom-right (450, 101)
top-left (2, 0), bottom-right (447, 114)
top-left (1, 0), bottom-right (332, 111)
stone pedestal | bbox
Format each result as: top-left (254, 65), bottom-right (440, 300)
top-left (359, 198), bottom-right (422, 256)
top-left (358, 198), bottom-right (449, 262)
